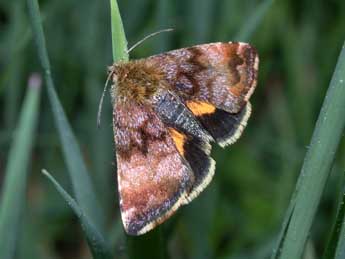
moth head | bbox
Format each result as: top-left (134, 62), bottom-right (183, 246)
top-left (108, 63), bottom-right (122, 83)
top-left (110, 61), bottom-right (164, 104)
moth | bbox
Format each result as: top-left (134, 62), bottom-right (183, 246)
top-left (107, 42), bottom-right (259, 235)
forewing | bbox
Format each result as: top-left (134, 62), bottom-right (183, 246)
top-left (146, 42), bottom-right (258, 147)
top-left (114, 101), bottom-right (193, 235)
top-left (146, 42), bottom-right (258, 112)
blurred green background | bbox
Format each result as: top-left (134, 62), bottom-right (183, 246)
top-left (1, 0), bottom-right (345, 258)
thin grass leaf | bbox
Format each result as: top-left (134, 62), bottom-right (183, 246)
top-left (273, 42), bottom-right (345, 259)
top-left (334, 198), bottom-right (345, 259)
top-left (27, 0), bottom-right (105, 232)
top-left (42, 169), bottom-right (112, 259)
top-left (0, 74), bottom-right (41, 259)
top-left (235, 0), bottom-right (274, 42)
top-left (110, 0), bottom-right (128, 62)
top-left (323, 175), bottom-right (345, 259)
top-left (271, 201), bottom-right (295, 258)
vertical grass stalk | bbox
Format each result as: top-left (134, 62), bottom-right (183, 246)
top-left (274, 42), bottom-right (345, 259)
top-left (27, 0), bottom-right (105, 231)
top-left (323, 174), bottom-right (345, 259)
top-left (0, 75), bottom-right (41, 259)
top-left (42, 170), bottom-right (112, 259)
top-left (110, 0), bottom-right (128, 62)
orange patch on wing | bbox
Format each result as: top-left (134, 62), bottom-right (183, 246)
top-left (169, 128), bottom-right (187, 156)
top-left (186, 101), bottom-right (216, 116)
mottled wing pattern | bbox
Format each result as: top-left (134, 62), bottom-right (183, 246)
top-left (146, 42), bottom-right (258, 146)
top-left (114, 101), bottom-right (194, 235)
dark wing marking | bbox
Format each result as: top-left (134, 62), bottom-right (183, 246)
top-left (195, 102), bottom-right (252, 147)
top-left (182, 132), bottom-right (215, 201)
top-left (153, 92), bottom-right (215, 202)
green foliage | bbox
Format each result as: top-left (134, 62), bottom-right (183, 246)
top-left (323, 177), bottom-right (345, 259)
top-left (110, 0), bottom-right (128, 62)
top-left (42, 169), bottom-right (112, 259)
top-left (1, 0), bottom-right (345, 258)
top-left (273, 42), bottom-right (345, 259)
top-left (0, 75), bottom-right (41, 259)
top-left (27, 0), bottom-right (112, 257)
top-left (27, 0), bottom-right (105, 233)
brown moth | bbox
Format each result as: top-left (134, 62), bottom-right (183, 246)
top-left (109, 42), bottom-right (259, 235)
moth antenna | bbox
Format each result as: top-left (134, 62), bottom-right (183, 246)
top-left (127, 28), bottom-right (174, 54)
top-left (97, 69), bottom-right (114, 128)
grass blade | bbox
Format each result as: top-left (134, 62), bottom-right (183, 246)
top-left (0, 74), bottom-right (41, 259)
top-left (323, 176), bottom-right (345, 259)
top-left (334, 198), bottom-right (345, 259)
top-left (110, 0), bottom-right (128, 62)
top-left (235, 0), bottom-right (275, 42)
top-left (42, 169), bottom-right (112, 259)
top-left (274, 42), bottom-right (345, 259)
top-left (27, 0), bottom-right (105, 232)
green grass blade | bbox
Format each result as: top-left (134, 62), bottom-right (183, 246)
top-left (110, 0), bottom-right (128, 62)
top-left (27, 0), bottom-right (105, 232)
top-left (274, 42), bottom-right (345, 259)
top-left (323, 176), bottom-right (345, 259)
top-left (334, 201), bottom-right (345, 259)
top-left (0, 74), bottom-right (41, 259)
top-left (235, 0), bottom-right (274, 42)
top-left (42, 169), bottom-right (112, 259)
